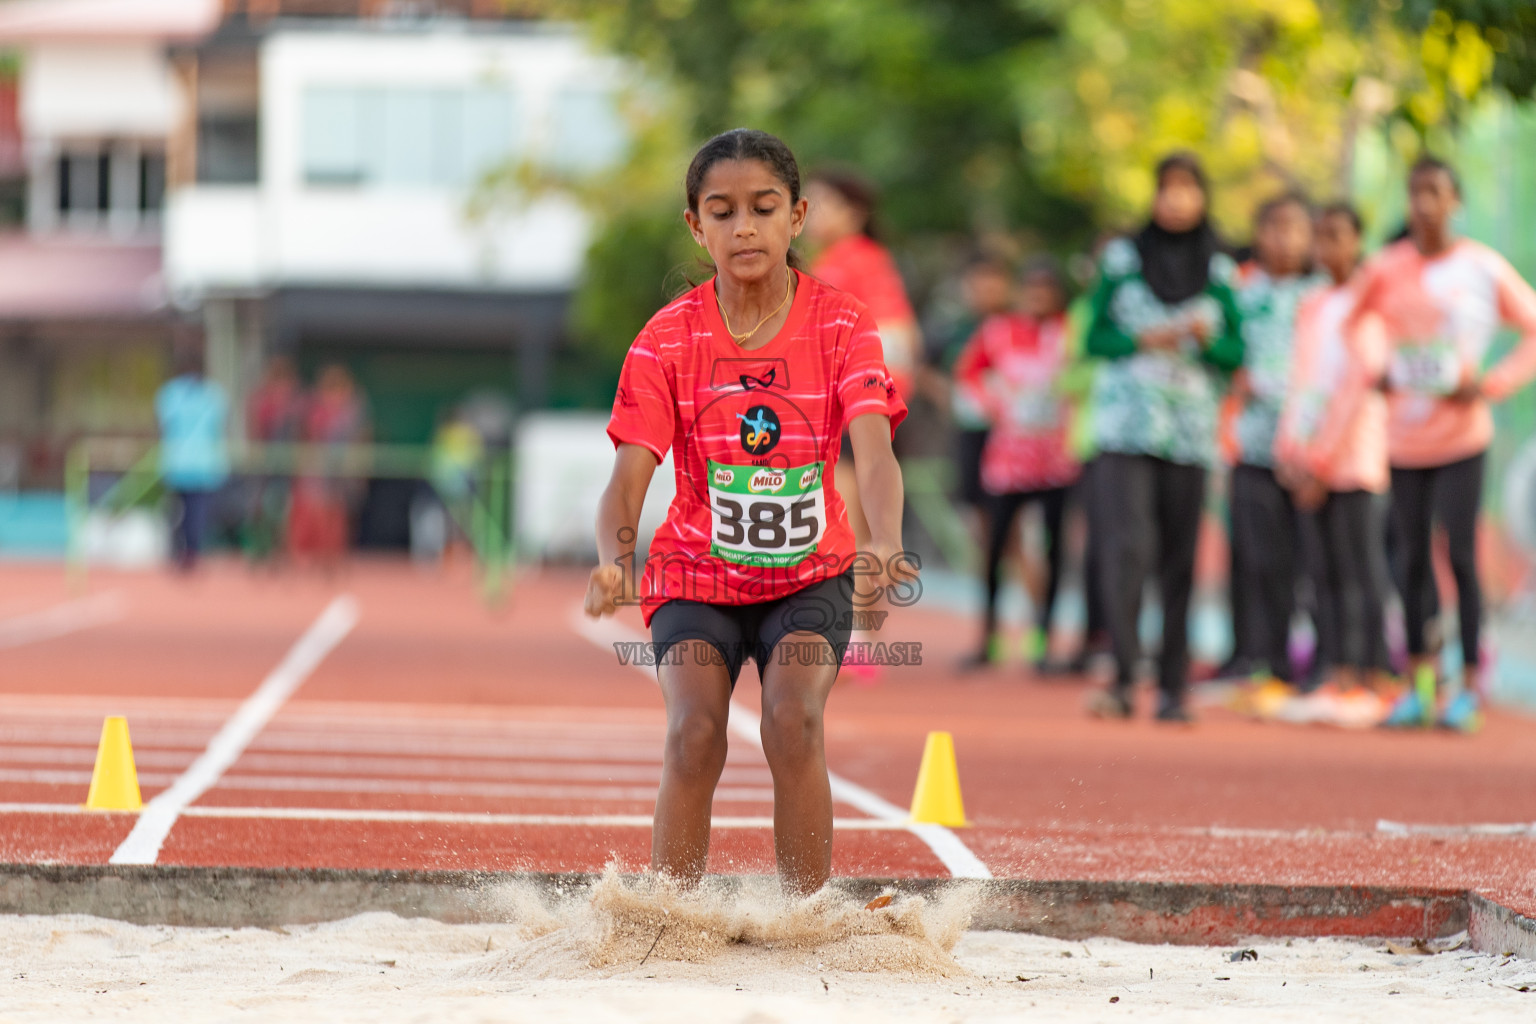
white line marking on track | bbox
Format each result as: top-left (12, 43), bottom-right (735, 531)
top-left (570, 609), bottom-right (994, 879)
top-left (0, 803), bottom-right (906, 830)
top-left (0, 592), bottom-right (124, 649)
top-left (109, 595), bottom-right (360, 866)
top-left (0, 770), bottom-right (775, 803)
top-left (1376, 819), bottom-right (1536, 837)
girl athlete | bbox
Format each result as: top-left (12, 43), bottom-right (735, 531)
top-left (1274, 203), bottom-right (1392, 723)
top-left (584, 130), bottom-right (910, 896)
top-left (1351, 156), bottom-right (1536, 730)
top-left (953, 260), bottom-right (1080, 670)
top-left (1227, 194), bottom-right (1323, 687)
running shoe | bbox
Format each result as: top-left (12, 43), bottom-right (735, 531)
top-left (1330, 687), bottom-right (1390, 729)
top-left (1246, 678), bottom-right (1298, 720)
top-left (1275, 682), bottom-right (1340, 725)
top-left (1382, 689), bottom-right (1429, 729)
top-left (956, 649), bottom-right (993, 673)
top-left (1155, 695), bottom-right (1195, 724)
top-left (1087, 687), bottom-right (1133, 719)
top-left (841, 643), bottom-right (883, 686)
top-left (1024, 627), bottom-right (1048, 666)
top-left (1437, 691), bottom-right (1483, 734)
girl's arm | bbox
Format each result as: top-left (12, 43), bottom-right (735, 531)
top-left (1084, 272), bottom-right (1139, 360)
top-left (1198, 280), bottom-right (1245, 372)
top-left (1308, 310), bottom-right (1387, 474)
top-left (848, 413), bottom-right (913, 590)
top-left (1480, 254), bottom-right (1536, 403)
top-left (585, 443), bottom-right (659, 617)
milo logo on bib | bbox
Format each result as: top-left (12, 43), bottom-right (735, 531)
top-left (748, 469), bottom-right (787, 494)
top-left (708, 458), bottom-right (826, 568)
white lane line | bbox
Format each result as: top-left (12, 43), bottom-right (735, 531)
top-left (1377, 819), bottom-right (1536, 838)
top-left (0, 592), bottom-right (125, 649)
top-left (571, 609), bottom-right (994, 880)
top-left (0, 730), bottom-right (765, 765)
top-left (109, 595), bottom-right (360, 866)
top-left (0, 747), bottom-right (771, 784)
top-left (0, 803), bottom-right (906, 830)
top-left (0, 768), bottom-right (774, 803)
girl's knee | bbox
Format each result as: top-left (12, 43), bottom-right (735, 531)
top-left (666, 711), bottom-right (728, 777)
top-left (761, 696), bottom-right (823, 763)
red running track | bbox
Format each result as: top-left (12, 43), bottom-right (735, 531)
top-left (1, 561), bottom-right (1533, 917)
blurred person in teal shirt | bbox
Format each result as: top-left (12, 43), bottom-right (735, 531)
top-left (155, 346), bottom-right (230, 571)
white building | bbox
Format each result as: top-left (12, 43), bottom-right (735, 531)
top-left (0, 0), bottom-right (629, 547)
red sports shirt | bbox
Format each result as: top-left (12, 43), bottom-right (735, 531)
top-left (952, 311), bottom-right (1079, 494)
top-left (811, 234), bottom-right (919, 391)
top-left (607, 270), bottom-right (908, 623)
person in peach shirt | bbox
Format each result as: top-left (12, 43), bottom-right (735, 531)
top-left (1351, 156), bottom-right (1536, 731)
top-left (1275, 203), bottom-right (1390, 722)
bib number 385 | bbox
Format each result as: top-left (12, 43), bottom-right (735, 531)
top-left (708, 460), bottom-right (824, 567)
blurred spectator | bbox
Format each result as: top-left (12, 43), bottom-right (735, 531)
top-left (1274, 201), bottom-right (1391, 709)
top-left (155, 344), bottom-right (230, 572)
top-left (805, 167), bottom-right (921, 678)
top-left (244, 356), bottom-right (304, 564)
top-left (289, 364), bottom-right (369, 571)
top-left (1224, 193), bottom-right (1322, 686)
top-left (1082, 153), bottom-right (1245, 722)
top-left (953, 258), bottom-right (1080, 671)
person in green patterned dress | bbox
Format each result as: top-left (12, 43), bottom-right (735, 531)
top-left (1083, 153), bottom-right (1244, 722)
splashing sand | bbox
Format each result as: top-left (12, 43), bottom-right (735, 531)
top-left (471, 865), bottom-right (975, 977)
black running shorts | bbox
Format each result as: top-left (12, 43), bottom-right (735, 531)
top-left (648, 571), bottom-right (855, 687)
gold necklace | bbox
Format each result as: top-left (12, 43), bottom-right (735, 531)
top-left (717, 270), bottom-right (793, 343)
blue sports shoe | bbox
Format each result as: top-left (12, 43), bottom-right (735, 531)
top-left (1383, 689), bottom-right (1429, 729)
top-left (1437, 691), bottom-right (1483, 734)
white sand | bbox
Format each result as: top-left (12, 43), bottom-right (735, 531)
top-left (3, 875), bottom-right (1534, 1023)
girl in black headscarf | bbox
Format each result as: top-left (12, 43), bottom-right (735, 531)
top-left (1080, 153), bottom-right (1245, 721)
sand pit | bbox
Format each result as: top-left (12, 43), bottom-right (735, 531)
top-left (3, 873), bottom-right (1534, 1022)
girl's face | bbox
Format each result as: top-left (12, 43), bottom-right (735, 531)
top-left (1020, 273), bottom-right (1066, 319)
top-left (1408, 167), bottom-right (1459, 239)
top-left (803, 180), bottom-right (864, 247)
top-left (1314, 211), bottom-right (1361, 282)
top-left (685, 159), bottom-right (807, 285)
top-left (963, 265), bottom-right (1014, 316)
top-left (1256, 202), bottom-right (1314, 277)
top-left (1151, 166), bottom-right (1207, 233)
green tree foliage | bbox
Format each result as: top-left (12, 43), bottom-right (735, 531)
top-left (538, 0), bottom-right (1088, 363)
top-left (522, 0), bottom-right (1530, 368)
top-left (1364, 0), bottom-right (1536, 99)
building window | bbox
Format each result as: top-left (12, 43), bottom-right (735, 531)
top-left (57, 151), bottom-right (109, 214)
top-left (547, 87), bottom-right (625, 173)
top-left (55, 145), bottom-right (165, 223)
top-left (139, 152), bottom-right (166, 211)
top-left (302, 85), bottom-right (519, 188)
top-left (196, 115), bottom-right (259, 185)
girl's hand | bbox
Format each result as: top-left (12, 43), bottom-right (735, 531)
top-left (867, 539), bottom-right (919, 598)
top-left (1186, 315), bottom-right (1211, 345)
top-left (584, 564), bottom-right (625, 618)
top-left (1291, 475), bottom-right (1327, 513)
top-left (1448, 375), bottom-right (1483, 403)
top-left (1138, 324), bottom-right (1181, 352)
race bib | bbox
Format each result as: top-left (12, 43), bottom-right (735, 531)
top-left (708, 460), bottom-right (825, 567)
top-left (1388, 341), bottom-right (1461, 396)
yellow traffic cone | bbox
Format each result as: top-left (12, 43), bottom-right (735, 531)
top-left (908, 730), bottom-right (968, 826)
top-left (83, 716), bottom-right (142, 811)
